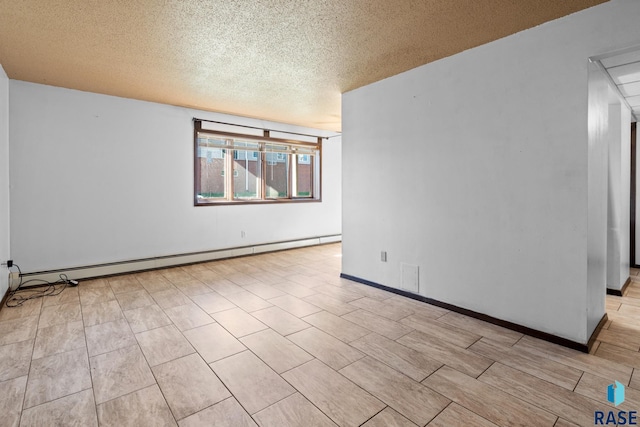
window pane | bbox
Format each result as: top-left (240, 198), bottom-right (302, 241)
top-left (233, 142), bottom-right (261, 199)
top-left (194, 123), bottom-right (322, 205)
top-left (265, 152), bottom-right (289, 198)
top-left (197, 135), bottom-right (227, 147)
top-left (197, 145), bottom-right (227, 200)
top-left (295, 154), bottom-right (313, 197)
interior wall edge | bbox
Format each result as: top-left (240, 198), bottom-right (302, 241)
top-left (0, 64), bottom-right (10, 301)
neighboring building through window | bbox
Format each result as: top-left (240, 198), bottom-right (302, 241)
top-left (194, 120), bottom-right (322, 205)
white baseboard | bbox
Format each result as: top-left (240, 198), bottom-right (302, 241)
top-left (13, 235), bottom-right (342, 288)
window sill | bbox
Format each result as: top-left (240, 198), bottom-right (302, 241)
top-left (195, 198), bottom-right (321, 206)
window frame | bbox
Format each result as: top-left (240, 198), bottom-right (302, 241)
top-left (194, 121), bottom-right (322, 206)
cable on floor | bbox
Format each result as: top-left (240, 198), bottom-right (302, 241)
top-left (5, 264), bottom-right (77, 307)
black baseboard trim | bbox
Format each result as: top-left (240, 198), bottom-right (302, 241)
top-left (340, 273), bottom-right (599, 353)
top-left (588, 313), bottom-right (609, 353)
top-left (607, 276), bottom-right (632, 297)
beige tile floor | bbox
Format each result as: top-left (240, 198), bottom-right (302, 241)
top-left (1, 243), bottom-right (639, 426)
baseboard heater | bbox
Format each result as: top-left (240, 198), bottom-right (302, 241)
top-left (12, 234), bottom-right (342, 287)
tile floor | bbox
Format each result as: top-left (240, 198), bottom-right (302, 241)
top-left (0, 243), bottom-right (639, 426)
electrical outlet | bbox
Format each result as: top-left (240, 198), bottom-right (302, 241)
top-left (241, 231), bottom-right (246, 238)
top-left (1, 260), bottom-right (12, 268)
top-left (381, 251), bottom-right (387, 262)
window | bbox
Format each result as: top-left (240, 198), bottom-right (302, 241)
top-left (294, 153), bottom-right (314, 197)
top-left (195, 136), bottom-right (227, 199)
top-left (265, 144), bottom-right (289, 198)
top-left (233, 141), bottom-right (260, 199)
top-left (194, 120), bottom-right (321, 205)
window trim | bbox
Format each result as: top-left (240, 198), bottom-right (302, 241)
top-left (194, 120), bottom-right (322, 206)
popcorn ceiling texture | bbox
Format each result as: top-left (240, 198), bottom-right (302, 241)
top-left (0, 0), bottom-right (606, 130)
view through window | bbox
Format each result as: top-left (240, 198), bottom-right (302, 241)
top-left (194, 120), bottom-right (321, 205)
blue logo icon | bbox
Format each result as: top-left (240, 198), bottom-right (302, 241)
top-left (608, 381), bottom-right (625, 406)
top-left (594, 381), bottom-right (636, 424)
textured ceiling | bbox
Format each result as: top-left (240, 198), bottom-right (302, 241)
top-left (0, 0), bottom-right (607, 131)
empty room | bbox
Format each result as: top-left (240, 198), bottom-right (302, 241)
top-left (3, 0), bottom-right (640, 426)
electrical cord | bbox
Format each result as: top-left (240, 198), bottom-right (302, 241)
top-left (5, 264), bottom-right (76, 307)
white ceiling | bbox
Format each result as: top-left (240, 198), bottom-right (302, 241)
top-left (601, 49), bottom-right (640, 118)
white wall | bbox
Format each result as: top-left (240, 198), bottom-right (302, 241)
top-left (621, 104), bottom-right (632, 282)
top-left (606, 97), bottom-right (632, 292)
top-left (587, 62), bottom-right (609, 338)
top-left (0, 65), bottom-right (9, 297)
top-left (342, 0), bottom-right (640, 344)
top-left (9, 81), bottom-right (341, 273)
